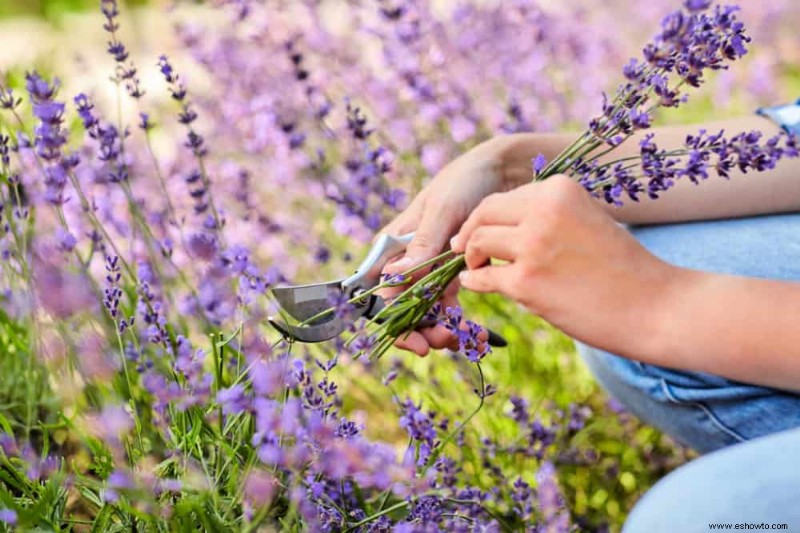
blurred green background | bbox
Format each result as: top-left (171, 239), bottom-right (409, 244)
top-left (0, 0), bottom-right (151, 19)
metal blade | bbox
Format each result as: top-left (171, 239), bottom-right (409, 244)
top-left (268, 316), bottom-right (346, 343)
top-left (271, 280), bottom-right (344, 322)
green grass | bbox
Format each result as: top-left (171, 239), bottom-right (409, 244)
top-left (0, 310), bottom-right (58, 444)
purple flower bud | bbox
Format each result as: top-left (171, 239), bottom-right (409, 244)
top-left (187, 232), bottom-right (218, 260)
top-left (56, 227), bottom-right (77, 252)
top-left (684, 0), bottom-right (712, 11)
top-left (0, 434), bottom-right (19, 456)
top-left (25, 72), bottom-right (59, 103)
top-left (532, 153), bottom-right (548, 175)
top-left (139, 112), bottom-right (153, 131)
top-left (0, 86), bottom-right (20, 110)
top-left (217, 384), bottom-right (249, 415)
top-left (0, 509), bottom-right (17, 526)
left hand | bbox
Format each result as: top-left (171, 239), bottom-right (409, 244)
top-left (450, 175), bottom-right (679, 352)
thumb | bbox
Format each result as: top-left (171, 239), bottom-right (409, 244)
top-left (384, 207), bottom-right (456, 274)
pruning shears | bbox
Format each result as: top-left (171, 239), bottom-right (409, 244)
top-left (267, 232), bottom-right (507, 347)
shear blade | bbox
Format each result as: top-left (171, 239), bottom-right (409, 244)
top-left (271, 280), bottom-right (344, 322)
top-left (268, 316), bottom-right (346, 343)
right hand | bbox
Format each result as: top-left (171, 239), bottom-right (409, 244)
top-left (378, 137), bottom-right (517, 355)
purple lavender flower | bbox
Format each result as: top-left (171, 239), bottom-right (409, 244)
top-left (0, 509), bottom-right (17, 526)
top-left (74, 93), bottom-right (99, 132)
top-left (26, 73), bottom-right (71, 205)
top-left (455, 320), bottom-right (491, 363)
top-left (243, 469), bottom-right (277, 511)
top-left (423, 304), bottom-right (490, 362)
top-left (137, 281), bottom-right (169, 346)
top-left (532, 154), bottom-right (548, 175)
top-left (685, 0), bottom-right (713, 11)
top-left (572, 1), bottom-right (751, 165)
top-left (0, 83), bottom-right (20, 110)
top-left (139, 112), bottom-right (153, 131)
top-left (580, 127), bottom-right (799, 204)
top-left (25, 72), bottom-right (59, 102)
top-left (101, 0), bottom-right (144, 98)
top-left (327, 290), bottom-right (355, 320)
top-left (509, 396), bottom-right (530, 425)
top-left (0, 434), bottom-right (19, 456)
top-left (187, 231), bottom-right (218, 261)
top-left (158, 56), bottom-right (206, 156)
top-left (407, 495), bottom-right (445, 525)
top-left (327, 102), bottom-right (405, 234)
top-left (399, 399), bottom-right (438, 465)
top-left (423, 303), bottom-right (460, 331)
top-left (567, 404), bottom-right (592, 432)
top-left (381, 272), bottom-right (407, 286)
top-left (103, 255), bottom-right (122, 320)
top-left (55, 227), bottom-right (77, 253)
top-left (217, 384), bottom-right (249, 415)
top-left (74, 93), bottom-right (129, 183)
top-left (0, 134), bottom-right (9, 168)
top-left (536, 461), bottom-right (571, 532)
top-left (511, 477), bottom-right (534, 521)
top-left (95, 405), bottom-right (134, 444)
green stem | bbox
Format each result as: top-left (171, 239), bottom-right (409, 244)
top-left (344, 501), bottom-right (409, 532)
top-left (296, 250), bottom-right (457, 328)
top-left (427, 363), bottom-right (486, 468)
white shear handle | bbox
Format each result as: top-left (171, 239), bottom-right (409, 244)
top-left (341, 232), bottom-right (415, 293)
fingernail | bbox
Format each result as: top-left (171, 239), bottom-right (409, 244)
top-left (459, 271), bottom-right (469, 283)
top-left (450, 236), bottom-right (459, 250)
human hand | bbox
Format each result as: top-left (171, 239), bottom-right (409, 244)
top-left (378, 138), bottom-right (515, 355)
top-left (451, 175), bottom-right (678, 352)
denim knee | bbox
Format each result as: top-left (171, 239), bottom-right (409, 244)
top-left (577, 342), bottom-right (800, 453)
top-left (623, 427), bottom-right (800, 533)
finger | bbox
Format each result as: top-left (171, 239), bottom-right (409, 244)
top-left (458, 264), bottom-right (513, 294)
top-left (377, 194), bottom-right (426, 242)
top-left (463, 225), bottom-right (519, 270)
top-left (385, 200), bottom-right (463, 274)
top-left (451, 193), bottom-right (521, 253)
top-left (420, 324), bottom-right (457, 350)
top-left (395, 330), bottom-right (430, 357)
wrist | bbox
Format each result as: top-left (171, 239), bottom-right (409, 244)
top-left (632, 262), bottom-right (699, 365)
top-left (487, 133), bottom-right (573, 191)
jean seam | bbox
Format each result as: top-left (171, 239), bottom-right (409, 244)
top-left (658, 378), bottom-right (748, 444)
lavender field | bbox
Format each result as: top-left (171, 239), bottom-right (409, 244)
top-left (0, 0), bottom-right (798, 531)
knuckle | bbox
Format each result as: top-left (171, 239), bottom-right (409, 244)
top-left (521, 227), bottom-right (551, 252)
top-left (482, 192), bottom-right (505, 211)
top-left (429, 200), bottom-right (460, 221)
top-left (511, 266), bottom-right (533, 290)
top-left (464, 237), bottom-right (487, 266)
top-left (547, 175), bottom-right (583, 204)
top-left (410, 233), bottom-right (438, 254)
top-left (411, 233), bottom-right (433, 249)
top-left (469, 226), bottom-right (488, 247)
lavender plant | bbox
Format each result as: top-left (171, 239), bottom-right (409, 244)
top-left (0, 0), bottom-right (658, 530)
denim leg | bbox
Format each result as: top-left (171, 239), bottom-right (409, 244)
top-left (623, 426), bottom-right (800, 533)
top-left (576, 214), bottom-right (800, 453)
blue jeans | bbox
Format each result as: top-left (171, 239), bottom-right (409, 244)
top-left (575, 214), bottom-right (800, 531)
